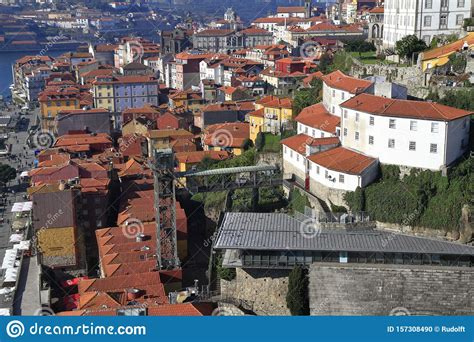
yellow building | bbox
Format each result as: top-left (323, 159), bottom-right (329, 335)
top-left (122, 117), bottom-right (153, 136)
top-left (39, 87), bottom-right (81, 132)
top-left (203, 122), bottom-right (250, 156)
top-left (248, 95), bottom-right (293, 143)
top-left (421, 33), bottom-right (474, 71)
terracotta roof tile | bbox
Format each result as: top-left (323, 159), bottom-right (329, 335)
top-left (281, 134), bottom-right (340, 154)
top-left (295, 103), bottom-right (340, 133)
top-left (322, 70), bottom-right (373, 94)
top-left (308, 147), bottom-right (377, 175)
top-left (341, 93), bottom-right (472, 121)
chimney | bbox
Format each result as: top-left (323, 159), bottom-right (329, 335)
top-left (126, 288), bottom-right (141, 301)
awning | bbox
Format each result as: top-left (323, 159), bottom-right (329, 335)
top-left (11, 201), bottom-right (33, 213)
top-left (9, 234), bottom-right (23, 243)
top-left (0, 308), bottom-right (11, 316)
top-left (1, 249), bottom-right (18, 269)
top-left (14, 240), bottom-right (30, 251)
top-left (4, 267), bottom-right (19, 283)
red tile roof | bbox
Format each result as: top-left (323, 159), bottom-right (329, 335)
top-left (175, 150), bottom-right (231, 164)
top-left (295, 103), bottom-right (340, 133)
top-left (281, 134), bottom-right (340, 154)
top-left (203, 122), bottom-right (250, 148)
top-left (322, 70), bottom-right (373, 94)
top-left (308, 147), bottom-right (377, 175)
top-left (341, 93), bottom-right (472, 121)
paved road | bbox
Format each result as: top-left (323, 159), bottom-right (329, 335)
top-left (0, 103), bottom-right (39, 313)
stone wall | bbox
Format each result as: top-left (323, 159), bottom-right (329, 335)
top-left (309, 178), bottom-right (347, 208)
top-left (309, 263), bottom-right (474, 316)
top-left (220, 268), bottom-right (291, 315)
top-left (350, 60), bottom-right (430, 99)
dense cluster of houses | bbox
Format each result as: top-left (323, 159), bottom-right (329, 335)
top-left (7, 0), bottom-right (473, 316)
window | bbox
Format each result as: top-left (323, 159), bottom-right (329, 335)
top-left (369, 116), bottom-right (374, 126)
top-left (425, 0), bottom-right (432, 8)
top-left (457, 0), bottom-right (465, 6)
top-left (341, 92), bottom-right (345, 100)
top-left (339, 175), bottom-right (345, 183)
top-left (431, 122), bottom-right (439, 133)
top-left (332, 106), bottom-right (335, 114)
top-left (410, 120), bottom-right (417, 131)
top-left (388, 139), bottom-right (395, 148)
top-left (320, 132), bottom-right (324, 138)
top-left (355, 132), bottom-right (359, 141)
top-left (296, 154), bottom-right (299, 162)
top-left (423, 16), bottom-right (431, 27)
top-left (463, 119), bottom-right (467, 129)
top-left (409, 141), bottom-right (416, 151)
top-left (312, 129), bottom-right (316, 136)
top-left (440, 0), bottom-right (448, 6)
top-left (290, 150), bottom-right (293, 158)
top-left (284, 146), bottom-right (287, 154)
top-left (332, 89), bottom-right (335, 97)
top-left (456, 14), bottom-right (464, 25)
top-left (343, 110), bottom-right (348, 118)
top-left (316, 165), bottom-right (320, 174)
top-left (355, 113), bottom-right (359, 122)
top-left (440, 14), bottom-right (447, 27)
top-left (325, 170), bottom-right (329, 178)
top-left (389, 119), bottom-right (396, 129)
top-left (430, 143), bottom-right (438, 153)
top-left (305, 127), bottom-right (308, 134)
top-left (369, 136), bottom-right (374, 145)
top-left (343, 128), bottom-right (347, 136)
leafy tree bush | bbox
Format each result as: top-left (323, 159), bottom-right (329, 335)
top-left (396, 35), bottom-right (428, 61)
top-left (344, 158), bottom-right (473, 230)
top-left (329, 201), bottom-right (347, 213)
top-left (293, 79), bottom-right (323, 115)
top-left (0, 164), bottom-right (16, 185)
top-left (289, 189), bottom-right (310, 214)
top-left (215, 254), bottom-right (236, 281)
top-left (345, 40), bottom-right (376, 56)
top-left (255, 132), bottom-right (264, 151)
top-left (435, 88), bottom-right (474, 111)
top-left (286, 266), bottom-right (309, 316)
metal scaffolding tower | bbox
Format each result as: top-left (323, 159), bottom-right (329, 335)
top-left (153, 149), bottom-right (180, 270)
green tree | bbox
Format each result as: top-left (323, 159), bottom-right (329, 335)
top-left (436, 88), bottom-right (474, 111)
top-left (255, 132), bottom-right (264, 151)
top-left (318, 52), bottom-right (332, 73)
top-left (345, 40), bottom-right (376, 56)
top-left (286, 266), bottom-right (310, 315)
top-left (292, 78), bottom-right (323, 115)
top-left (396, 35), bottom-right (428, 61)
top-left (0, 164), bottom-right (16, 185)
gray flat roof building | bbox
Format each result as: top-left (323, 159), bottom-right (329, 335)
top-left (214, 213), bottom-right (474, 269)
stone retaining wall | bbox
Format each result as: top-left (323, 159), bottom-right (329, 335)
top-left (309, 263), bottom-right (474, 316)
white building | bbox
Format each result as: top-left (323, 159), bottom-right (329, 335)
top-left (383, 0), bottom-right (472, 47)
top-left (340, 93), bottom-right (471, 170)
top-left (322, 70), bottom-right (374, 117)
top-left (296, 103), bottom-right (341, 138)
top-left (282, 69), bottom-right (470, 207)
top-left (281, 134), bottom-right (340, 184)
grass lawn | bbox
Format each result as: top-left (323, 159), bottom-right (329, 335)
top-left (349, 51), bottom-right (379, 64)
top-left (262, 133), bottom-right (281, 153)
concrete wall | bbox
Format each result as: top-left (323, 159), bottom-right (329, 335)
top-left (221, 268), bottom-right (291, 316)
top-left (309, 263), bottom-right (474, 316)
top-left (309, 177), bottom-right (348, 208)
